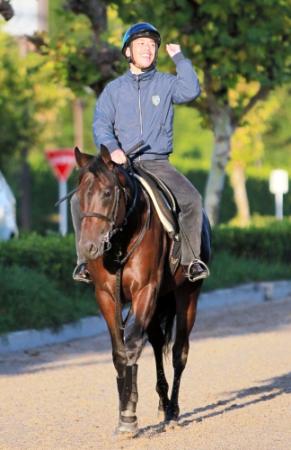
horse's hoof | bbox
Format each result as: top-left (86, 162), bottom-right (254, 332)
top-left (165, 419), bottom-right (178, 430)
top-left (114, 421), bottom-right (139, 439)
top-left (166, 405), bottom-right (179, 422)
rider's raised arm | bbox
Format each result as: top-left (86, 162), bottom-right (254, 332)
top-left (92, 84), bottom-right (120, 153)
top-left (167, 44), bottom-right (201, 104)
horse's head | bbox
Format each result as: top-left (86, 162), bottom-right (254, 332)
top-left (75, 145), bottom-right (129, 260)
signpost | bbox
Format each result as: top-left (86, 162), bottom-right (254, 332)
top-left (269, 169), bottom-right (289, 220)
top-left (46, 149), bottom-right (75, 235)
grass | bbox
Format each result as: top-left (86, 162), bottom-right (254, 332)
top-left (203, 251), bottom-right (290, 292)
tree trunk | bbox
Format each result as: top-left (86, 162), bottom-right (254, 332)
top-left (230, 162), bottom-right (250, 226)
top-left (19, 147), bottom-right (31, 231)
top-left (73, 98), bottom-right (84, 149)
top-left (204, 108), bottom-right (234, 225)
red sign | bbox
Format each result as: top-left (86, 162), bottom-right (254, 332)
top-left (46, 149), bottom-right (76, 182)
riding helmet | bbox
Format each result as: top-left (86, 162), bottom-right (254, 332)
top-left (121, 22), bottom-right (161, 55)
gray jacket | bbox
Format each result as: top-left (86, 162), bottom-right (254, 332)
top-left (93, 52), bottom-right (201, 160)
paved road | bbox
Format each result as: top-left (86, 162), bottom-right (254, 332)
top-left (1, 295), bottom-right (290, 449)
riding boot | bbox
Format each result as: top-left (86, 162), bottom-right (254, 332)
top-left (118, 364), bottom-right (138, 432)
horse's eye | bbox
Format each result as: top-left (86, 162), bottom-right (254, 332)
top-left (103, 189), bottom-right (111, 198)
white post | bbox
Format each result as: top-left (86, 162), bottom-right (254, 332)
top-left (269, 169), bottom-right (289, 221)
top-left (275, 192), bottom-right (283, 220)
top-left (59, 180), bottom-right (67, 236)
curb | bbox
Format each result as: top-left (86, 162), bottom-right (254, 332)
top-left (1, 280), bottom-right (290, 354)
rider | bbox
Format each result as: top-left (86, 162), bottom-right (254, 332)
top-left (71, 22), bottom-right (209, 283)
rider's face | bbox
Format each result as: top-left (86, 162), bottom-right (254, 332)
top-left (126, 37), bottom-right (156, 71)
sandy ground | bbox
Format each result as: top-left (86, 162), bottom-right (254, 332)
top-left (0, 295), bottom-right (290, 450)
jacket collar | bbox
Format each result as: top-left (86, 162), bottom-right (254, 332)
top-left (126, 67), bottom-right (157, 82)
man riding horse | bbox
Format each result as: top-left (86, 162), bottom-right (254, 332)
top-left (71, 22), bottom-right (209, 284)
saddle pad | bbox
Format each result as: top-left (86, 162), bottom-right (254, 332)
top-left (134, 173), bottom-right (176, 236)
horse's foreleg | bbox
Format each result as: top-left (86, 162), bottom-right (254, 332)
top-left (147, 317), bottom-right (170, 419)
top-left (167, 285), bottom-right (200, 422)
top-left (95, 290), bottom-right (128, 423)
top-left (117, 286), bottom-right (158, 433)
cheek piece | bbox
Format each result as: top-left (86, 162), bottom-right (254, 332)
top-left (127, 41), bottom-right (159, 72)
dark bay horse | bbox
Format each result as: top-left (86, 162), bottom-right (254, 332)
top-left (74, 145), bottom-right (210, 435)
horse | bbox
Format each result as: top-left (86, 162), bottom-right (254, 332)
top-left (74, 145), bottom-right (211, 436)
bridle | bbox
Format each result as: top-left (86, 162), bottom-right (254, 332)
top-left (80, 168), bottom-right (138, 252)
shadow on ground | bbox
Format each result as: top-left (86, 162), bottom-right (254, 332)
top-left (137, 371), bottom-right (291, 438)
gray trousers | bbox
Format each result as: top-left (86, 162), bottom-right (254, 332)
top-left (71, 159), bottom-right (203, 266)
top-left (137, 160), bottom-right (202, 265)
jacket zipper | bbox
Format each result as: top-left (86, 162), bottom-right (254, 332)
top-left (137, 76), bottom-right (143, 136)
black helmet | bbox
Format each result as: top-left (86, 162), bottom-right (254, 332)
top-left (121, 22), bottom-right (161, 55)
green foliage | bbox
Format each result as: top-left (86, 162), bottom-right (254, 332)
top-left (0, 226), bottom-right (290, 333)
top-left (263, 85), bottom-right (291, 169)
top-left (46, 0), bottom-right (124, 96)
top-left (0, 29), bottom-right (72, 174)
top-left (204, 251), bottom-right (291, 292)
top-left (0, 233), bottom-right (97, 333)
top-left (0, 233), bottom-right (76, 288)
top-left (113, 0), bottom-right (291, 104)
top-left (212, 220), bottom-right (291, 263)
top-left (0, 265), bottom-right (96, 333)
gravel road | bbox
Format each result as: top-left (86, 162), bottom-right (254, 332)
top-left (1, 295), bottom-right (290, 450)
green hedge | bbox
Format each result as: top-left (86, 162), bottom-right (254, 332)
top-left (1, 226), bottom-right (290, 280)
top-left (0, 234), bottom-right (97, 334)
top-left (0, 226), bottom-right (290, 334)
top-left (0, 233), bottom-right (76, 290)
top-left (0, 265), bottom-right (93, 332)
top-left (212, 222), bottom-right (291, 263)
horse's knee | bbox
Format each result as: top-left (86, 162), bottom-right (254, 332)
top-left (113, 349), bottom-right (127, 376)
top-left (124, 316), bottom-right (146, 365)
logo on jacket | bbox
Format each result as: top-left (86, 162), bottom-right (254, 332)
top-left (152, 95), bottom-right (160, 106)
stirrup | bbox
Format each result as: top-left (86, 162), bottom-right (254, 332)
top-left (186, 259), bottom-right (210, 282)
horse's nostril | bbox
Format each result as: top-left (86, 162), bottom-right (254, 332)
top-left (84, 241), bottom-right (98, 257)
top-left (89, 243), bottom-right (95, 253)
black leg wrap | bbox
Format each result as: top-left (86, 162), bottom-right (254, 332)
top-left (120, 364), bottom-right (138, 412)
top-left (118, 364), bottom-right (138, 431)
top-left (117, 377), bottom-right (125, 398)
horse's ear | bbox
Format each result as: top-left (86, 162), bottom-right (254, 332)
top-left (100, 145), bottom-right (114, 169)
top-left (74, 147), bottom-right (93, 168)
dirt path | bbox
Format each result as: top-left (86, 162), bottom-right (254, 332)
top-left (1, 296), bottom-right (290, 450)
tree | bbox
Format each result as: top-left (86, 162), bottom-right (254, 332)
top-left (32, 0), bottom-right (123, 97)
top-left (0, 31), bottom-right (72, 229)
top-left (111, 0), bottom-right (291, 224)
top-left (228, 81), bottom-right (280, 225)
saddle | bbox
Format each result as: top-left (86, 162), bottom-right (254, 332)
top-left (132, 165), bottom-right (211, 275)
top-left (133, 165), bottom-right (179, 239)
